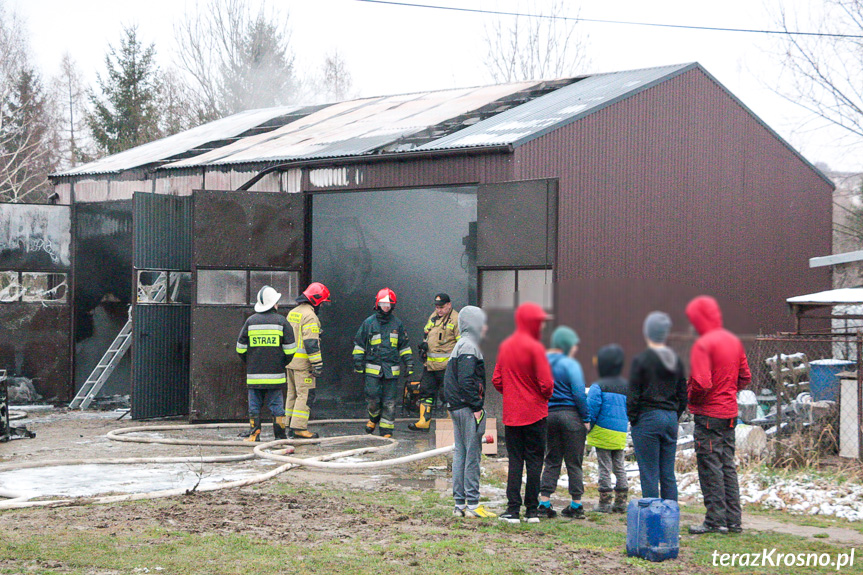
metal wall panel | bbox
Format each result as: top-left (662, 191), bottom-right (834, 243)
top-left (513, 66), bottom-right (833, 378)
top-left (189, 307), bottom-right (249, 421)
top-left (153, 169), bottom-right (204, 196)
top-left (131, 305), bottom-right (190, 419)
top-left (189, 190), bottom-right (305, 421)
top-left (193, 191), bottom-right (304, 269)
top-left (0, 305), bottom-right (72, 401)
top-left (73, 201), bottom-right (133, 396)
top-left (133, 192), bottom-right (193, 270)
top-left (477, 179), bottom-right (556, 268)
top-left (0, 204), bottom-right (71, 270)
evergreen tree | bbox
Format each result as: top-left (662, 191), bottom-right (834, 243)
top-left (88, 26), bottom-right (162, 155)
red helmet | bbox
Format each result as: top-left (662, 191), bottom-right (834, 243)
top-left (303, 282), bottom-right (331, 306)
top-left (375, 287), bottom-right (397, 308)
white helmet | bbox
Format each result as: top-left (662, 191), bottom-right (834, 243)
top-left (254, 285), bottom-right (282, 313)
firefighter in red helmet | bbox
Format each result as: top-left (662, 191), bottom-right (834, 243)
top-left (353, 288), bottom-right (414, 438)
top-left (284, 282), bottom-right (330, 439)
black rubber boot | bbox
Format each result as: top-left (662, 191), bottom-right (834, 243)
top-left (273, 416), bottom-right (288, 440)
top-left (243, 417), bottom-right (261, 443)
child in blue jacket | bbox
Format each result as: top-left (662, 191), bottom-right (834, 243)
top-left (586, 344), bottom-right (629, 513)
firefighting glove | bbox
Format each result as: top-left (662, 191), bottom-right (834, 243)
top-left (417, 342), bottom-right (429, 353)
top-left (312, 363), bottom-right (323, 378)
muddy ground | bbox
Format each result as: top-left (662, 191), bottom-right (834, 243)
top-left (1, 410), bottom-right (861, 575)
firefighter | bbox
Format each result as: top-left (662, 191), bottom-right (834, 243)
top-left (285, 282), bottom-right (330, 439)
top-left (236, 285), bottom-right (297, 442)
top-left (353, 288), bottom-right (414, 438)
top-left (409, 293), bottom-right (460, 432)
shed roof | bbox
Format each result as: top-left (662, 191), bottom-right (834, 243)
top-left (787, 288), bottom-right (863, 306)
top-left (162, 81), bottom-right (543, 168)
top-left (419, 63), bottom-right (693, 150)
top-left (52, 106), bottom-right (310, 177)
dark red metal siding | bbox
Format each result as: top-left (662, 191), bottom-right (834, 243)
top-left (514, 67), bottom-right (832, 371)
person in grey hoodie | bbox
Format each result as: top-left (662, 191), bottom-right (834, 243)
top-left (444, 306), bottom-right (497, 519)
top-left (628, 311), bottom-right (688, 501)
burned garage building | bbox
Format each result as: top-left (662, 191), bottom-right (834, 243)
top-left (4, 62), bottom-right (831, 420)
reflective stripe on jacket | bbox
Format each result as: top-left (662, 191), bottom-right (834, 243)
top-left (353, 311), bottom-right (413, 379)
top-left (423, 309), bottom-right (459, 371)
top-left (287, 302), bottom-right (323, 370)
top-left (236, 310), bottom-right (297, 387)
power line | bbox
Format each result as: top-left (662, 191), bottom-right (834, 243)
top-left (352, 0), bottom-right (863, 39)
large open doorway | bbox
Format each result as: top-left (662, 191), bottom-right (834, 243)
top-left (310, 186), bottom-right (478, 417)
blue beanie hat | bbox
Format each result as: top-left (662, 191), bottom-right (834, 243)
top-left (551, 326), bottom-right (580, 355)
top-left (643, 311), bottom-right (672, 344)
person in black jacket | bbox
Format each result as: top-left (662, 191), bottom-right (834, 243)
top-left (236, 286), bottom-right (297, 442)
top-left (628, 311), bottom-right (687, 500)
top-left (444, 305), bottom-right (496, 519)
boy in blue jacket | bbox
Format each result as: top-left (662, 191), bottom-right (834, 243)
top-left (586, 344), bottom-right (629, 513)
top-left (537, 326), bottom-right (589, 519)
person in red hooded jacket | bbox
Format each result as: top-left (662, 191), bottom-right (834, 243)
top-left (685, 296), bottom-right (751, 535)
top-left (493, 302), bottom-right (555, 524)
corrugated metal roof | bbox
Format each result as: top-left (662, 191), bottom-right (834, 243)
top-left (418, 64), bottom-right (695, 151)
top-left (163, 83), bottom-right (539, 168)
top-left (52, 106), bottom-right (306, 177)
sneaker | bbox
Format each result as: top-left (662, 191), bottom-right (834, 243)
top-left (536, 503), bottom-right (557, 518)
top-left (561, 503), bottom-right (585, 519)
top-left (688, 522), bottom-right (729, 535)
top-left (524, 509), bottom-right (540, 524)
top-left (453, 506), bottom-right (466, 517)
top-left (499, 509), bottom-right (521, 524)
top-left (464, 505), bottom-right (497, 518)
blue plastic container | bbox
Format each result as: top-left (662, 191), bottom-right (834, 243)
top-left (809, 359), bottom-right (854, 402)
top-left (626, 498), bottom-right (679, 562)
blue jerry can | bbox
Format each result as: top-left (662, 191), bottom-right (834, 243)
top-left (626, 498), bottom-right (679, 562)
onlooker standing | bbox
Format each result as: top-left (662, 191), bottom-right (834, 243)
top-left (537, 326), bottom-right (589, 519)
top-left (628, 312), bottom-right (687, 501)
top-left (492, 302), bottom-right (554, 524)
top-left (685, 296), bottom-right (751, 535)
top-left (444, 306), bottom-right (496, 519)
top-left (586, 344), bottom-right (629, 513)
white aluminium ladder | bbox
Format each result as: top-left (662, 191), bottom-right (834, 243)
top-left (70, 272), bottom-right (168, 410)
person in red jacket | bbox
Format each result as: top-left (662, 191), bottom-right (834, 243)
top-left (493, 302), bottom-right (555, 523)
top-left (685, 296), bottom-right (751, 535)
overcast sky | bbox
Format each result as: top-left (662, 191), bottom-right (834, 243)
top-left (11, 0), bottom-right (861, 172)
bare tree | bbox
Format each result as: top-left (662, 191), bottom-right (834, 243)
top-left (484, 0), bottom-right (590, 83)
top-left (776, 1), bottom-right (863, 139)
top-left (0, 2), bottom-right (58, 203)
top-left (320, 50), bottom-right (354, 102)
top-left (50, 53), bottom-right (93, 169)
top-left (174, 0), bottom-right (298, 121)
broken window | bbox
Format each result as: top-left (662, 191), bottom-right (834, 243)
top-left (0, 271), bottom-right (21, 302)
top-left (168, 272), bottom-right (192, 304)
top-left (20, 272), bottom-right (68, 303)
top-left (480, 268), bottom-right (553, 310)
top-left (137, 270), bottom-right (169, 303)
top-left (249, 271), bottom-right (299, 303)
top-left (197, 270), bottom-right (246, 305)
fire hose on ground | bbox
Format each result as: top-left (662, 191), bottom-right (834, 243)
top-left (0, 419), bottom-right (493, 510)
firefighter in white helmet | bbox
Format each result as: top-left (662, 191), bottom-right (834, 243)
top-left (284, 282), bottom-right (331, 439)
top-left (353, 288), bottom-right (414, 438)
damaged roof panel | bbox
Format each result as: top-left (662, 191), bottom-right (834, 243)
top-left (52, 106), bottom-right (310, 177)
top-left (418, 64), bottom-right (695, 151)
top-left (163, 82), bottom-right (541, 168)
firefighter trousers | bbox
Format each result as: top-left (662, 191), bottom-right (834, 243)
top-left (286, 369), bottom-right (315, 430)
top-left (365, 375), bottom-right (398, 433)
